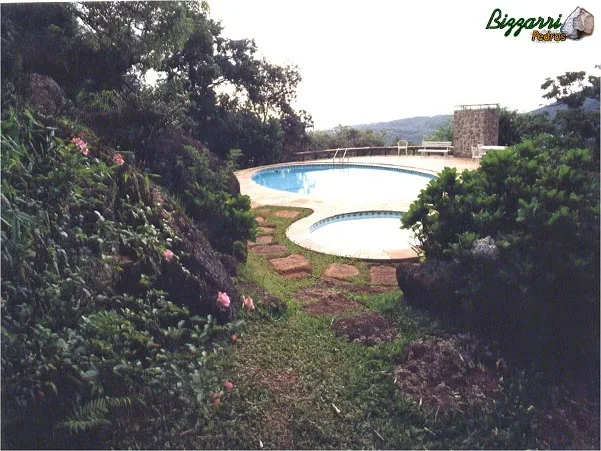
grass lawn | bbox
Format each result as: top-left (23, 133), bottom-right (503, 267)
top-left (174, 206), bottom-right (598, 450)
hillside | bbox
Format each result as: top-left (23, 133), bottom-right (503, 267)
top-left (529, 97), bottom-right (600, 117)
top-left (348, 114), bottom-right (452, 145)
top-left (343, 97), bottom-right (599, 145)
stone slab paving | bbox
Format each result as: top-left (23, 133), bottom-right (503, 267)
top-left (274, 210), bottom-right (300, 218)
top-left (369, 265), bottom-right (398, 286)
top-left (269, 253), bottom-right (311, 275)
top-left (255, 216), bottom-right (266, 225)
top-left (251, 244), bottom-right (289, 258)
top-left (248, 235), bottom-right (274, 247)
top-left (257, 226), bottom-right (276, 235)
top-left (323, 263), bottom-right (360, 280)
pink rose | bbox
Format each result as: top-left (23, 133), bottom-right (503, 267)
top-left (113, 153), bottom-right (125, 166)
top-left (163, 249), bottom-right (174, 262)
top-left (224, 380), bottom-right (234, 391)
top-left (217, 291), bottom-right (230, 309)
top-left (242, 296), bottom-right (255, 310)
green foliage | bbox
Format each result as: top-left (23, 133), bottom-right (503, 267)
top-left (500, 70), bottom-right (600, 161)
top-left (1, 110), bottom-right (239, 448)
top-left (402, 138), bottom-right (599, 371)
top-left (541, 70), bottom-right (599, 108)
top-left (425, 118), bottom-right (453, 142)
top-left (307, 125), bottom-right (386, 150)
top-left (62, 396), bottom-right (133, 435)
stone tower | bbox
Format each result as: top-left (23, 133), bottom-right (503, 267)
top-left (452, 104), bottom-right (499, 158)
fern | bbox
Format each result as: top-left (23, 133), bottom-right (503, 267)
top-left (61, 396), bottom-right (132, 435)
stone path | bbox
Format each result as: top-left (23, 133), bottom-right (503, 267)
top-left (274, 210), bottom-right (300, 219)
top-left (369, 265), bottom-right (397, 286)
top-left (257, 226), bottom-right (276, 235)
top-left (248, 235), bottom-right (273, 247)
top-left (269, 253), bottom-right (311, 275)
top-left (251, 244), bottom-right (289, 258)
top-left (255, 216), bottom-right (266, 225)
top-left (323, 263), bottom-right (360, 280)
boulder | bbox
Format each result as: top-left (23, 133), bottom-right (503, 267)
top-left (24, 73), bottom-right (65, 116)
top-left (158, 211), bottom-right (241, 323)
top-left (395, 259), bottom-right (463, 314)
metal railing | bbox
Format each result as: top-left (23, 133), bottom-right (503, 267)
top-left (332, 148), bottom-right (350, 164)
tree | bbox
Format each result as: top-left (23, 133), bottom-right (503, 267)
top-left (541, 70), bottom-right (599, 108)
top-left (425, 119), bottom-right (453, 141)
top-left (245, 59), bottom-right (302, 124)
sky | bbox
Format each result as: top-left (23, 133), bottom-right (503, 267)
top-left (209, 0), bottom-right (600, 130)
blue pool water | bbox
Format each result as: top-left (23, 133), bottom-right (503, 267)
top-left (252, 164), bottom-right (435, 200)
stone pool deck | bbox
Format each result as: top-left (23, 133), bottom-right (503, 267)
top-left (236, 155), bottom-right (479, 260)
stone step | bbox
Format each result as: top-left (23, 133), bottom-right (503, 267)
top-left (323, 263), bottom-right (360, 281)
top-left (269, 253), bottom-right (311, 275)
top-left (369, 265), bottom-right (398, 286)
top-left (248, 235), bottom-right (274, 247)
top-left (251, 244), bottom-right (289, 258)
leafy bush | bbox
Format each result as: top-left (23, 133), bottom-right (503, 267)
top-left (1, 110), bottom-right (241, 448)
top-left (402, 138), bottom-right (600, 375)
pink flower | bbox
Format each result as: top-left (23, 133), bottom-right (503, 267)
top-left (242, 296), bottom-right (255, 310)
top-left (216, 291), bottom-right (230, 309)
top-left (72, 136), bottom-right (89, 155)
top-left (224, 380), bottom-right (234, 392)
top-left (113, 153), bottom-right (125, 166)
top-left (163, 249), bottom-right (174, 262)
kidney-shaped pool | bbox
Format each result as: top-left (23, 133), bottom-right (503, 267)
top-left (251, 163), bottom-right (435, 202)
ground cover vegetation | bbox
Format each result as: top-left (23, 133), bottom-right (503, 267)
top-left (1, 0), bottom-right (599, 448)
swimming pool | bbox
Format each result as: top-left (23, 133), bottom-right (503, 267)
top-left (251, 163), bottom-right (435, 202)
top-left (305, 211), bottom-right (416, 259)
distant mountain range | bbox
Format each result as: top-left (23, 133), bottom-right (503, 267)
top-left (529, 97), bottom-right (600, 117)
top-left (343, 98), bottom-right (599, 145)
top-left (349, 114), bottom-right (452, 145)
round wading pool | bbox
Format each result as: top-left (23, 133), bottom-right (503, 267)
top-left (305, 211), bottom-right (416, 259)
top-left (251, 163), bottom-right (435, 202)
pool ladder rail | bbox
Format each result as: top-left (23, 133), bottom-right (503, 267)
top-left (333, 148), bottom-right (350, 164)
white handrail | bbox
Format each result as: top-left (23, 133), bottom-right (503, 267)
top-left (333, 148), bottom-right (350, 164)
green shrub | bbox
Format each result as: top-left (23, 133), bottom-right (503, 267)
top-left (1, 110), bottom-right (240, 448)
top-left (402, 138), bottom-right (600, 374)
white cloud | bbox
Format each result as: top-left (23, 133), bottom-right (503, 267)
top-left (210, 0), bottom-right (600, 129)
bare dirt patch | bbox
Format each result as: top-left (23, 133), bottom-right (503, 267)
top-left (295, 286), bottom-right (359, 316)
top-left (534, 386), bottom-right (600, 449)
top-left (394, 333), bottom-right (501, 413)
top-left (324, 263), bottom-right (360, 280)
top-left (250, 244), bottom-right (288, 258)
top-left (370, 265), bottom-right (398, 286)
top-left (274, 210), bottom-right (300, 218)
top-left (320, 277), bottom-right (398, 295)
top-left (269, 254), bottom-right (311, 275)
top-left (331, 312), bottom-right (396, 345)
